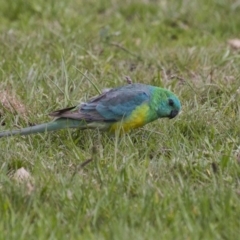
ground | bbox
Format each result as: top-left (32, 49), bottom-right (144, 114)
top-left (0, 0), bottom-right (240, 239)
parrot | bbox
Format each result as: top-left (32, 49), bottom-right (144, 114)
top-left (0, 83), bottom-right (181, 138)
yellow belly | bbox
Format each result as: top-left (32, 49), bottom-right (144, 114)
top-left (109, 104), bottom-right (150, 133)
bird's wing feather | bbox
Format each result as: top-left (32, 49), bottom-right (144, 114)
top-left (49, 84), bottom-right (151, 122)
top-left (49, 106), bottom-right (76, 117)
top-left (95, 91), bottom-right (149, 120)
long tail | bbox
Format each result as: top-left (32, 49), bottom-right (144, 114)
top-left (0, 119), bottom-right (85, 138)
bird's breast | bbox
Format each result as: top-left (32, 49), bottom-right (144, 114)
top-left (109, 104), bottom-right (150, 133)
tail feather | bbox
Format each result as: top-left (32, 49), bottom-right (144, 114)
top-left (0, 119), bottom-right (85, 138)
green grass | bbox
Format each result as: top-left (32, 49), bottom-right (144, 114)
top-left (1, 0), bottom-right (240, 239)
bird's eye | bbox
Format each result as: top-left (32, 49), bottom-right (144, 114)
top-left (168, 99), bottom-right (174, 107)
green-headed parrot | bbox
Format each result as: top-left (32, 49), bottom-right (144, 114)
top-left (0, 83), bottom-right (181, 138)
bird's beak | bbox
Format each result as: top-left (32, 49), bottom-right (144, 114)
top-left (169, 110), bottom-right (179, 119)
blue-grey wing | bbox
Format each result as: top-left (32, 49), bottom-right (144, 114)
top-left (50, 84), bottom-right (151, 122)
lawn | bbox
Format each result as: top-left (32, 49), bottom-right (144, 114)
top-left (0, 0), bottom-right (240, 239)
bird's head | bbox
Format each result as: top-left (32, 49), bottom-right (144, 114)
top-left (156, 90), bottom-right (181, 119)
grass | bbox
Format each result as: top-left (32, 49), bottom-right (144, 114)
top-left (1, 0), bottom-right (240, 239)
